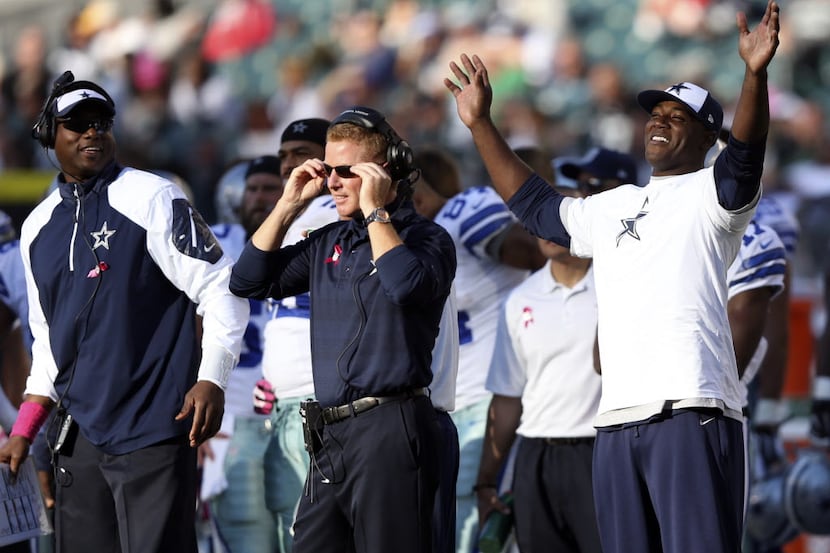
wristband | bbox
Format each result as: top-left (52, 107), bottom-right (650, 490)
top-left (472, 483), bottom-right (497, 493)
top-left (10, 401), bottom-right (50, 443)
top-left (197, 344), bottom-right (236, 390)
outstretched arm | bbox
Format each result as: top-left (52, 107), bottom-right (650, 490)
top-left (730, 0), bottom-right (780, 144)
top-left (444, 54), bottom-right (534, 203)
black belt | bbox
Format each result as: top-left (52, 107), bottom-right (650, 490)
top-left (321, 388), bottom-right (427, 424)
top-left (542, 437), bottom-right (595, 446)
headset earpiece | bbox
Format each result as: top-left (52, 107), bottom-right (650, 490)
top-left (32, 70), bottom-right (75, 149)
top-left (331, 106), bottom-right (414, 181)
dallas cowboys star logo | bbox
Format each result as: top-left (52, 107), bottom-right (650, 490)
top-left (90, 221), bottom-right (116, 250)
top-left (667, 83), bottom-right (690, 95)
top-left (80, 91), bottom-right (91, 99)
top-left (292, 122), bottom-right (308, 134)
top-left (616, 198), bottom-right (649, 246)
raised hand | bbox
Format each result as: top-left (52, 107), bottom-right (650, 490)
top-left (443, 54), bottom-right (494, 130)
top-left (737, 0), bottom-right (780, 74)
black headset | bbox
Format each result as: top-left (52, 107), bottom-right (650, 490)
top-left (330, 106), bottom-right (415, 181)
top-left (32, 70), bottom-right (76, 149)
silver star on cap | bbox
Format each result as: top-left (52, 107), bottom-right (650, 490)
top-left (90, 221), bottom-right (116, 250)
top-left (292, 122), bottom-right (308, 134)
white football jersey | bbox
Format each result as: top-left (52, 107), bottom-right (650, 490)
top-left (434, 186), bottom-right (529, 410)
top-left (753, 195), bottom-right (799, 258)
top-left (727, 220), bottom-right (787, 404)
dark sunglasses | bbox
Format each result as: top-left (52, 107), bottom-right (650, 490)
top-left (58, 117), bottom-right (114, 135)
top-left (322, 163), bottom-right (356, 178)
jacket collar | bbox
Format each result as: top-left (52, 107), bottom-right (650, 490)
top-left (58, 160), bottom-right (122, 200)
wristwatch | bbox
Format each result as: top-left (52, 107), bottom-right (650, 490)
top-left (365, 207), bottom-right (391, 225)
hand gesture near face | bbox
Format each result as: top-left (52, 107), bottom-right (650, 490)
top-left (281, 158), bottom-right (328, 211)
top-left (353, 162), bottom-right (395, 214)
top-left (737, 0), bottom-right (780, 75)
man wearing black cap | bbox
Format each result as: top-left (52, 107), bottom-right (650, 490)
top-left (0, 72), bottom-right (249, 553)
top-left (444, 2), bottom-right (780, 553)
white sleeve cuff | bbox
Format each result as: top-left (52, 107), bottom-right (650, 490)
top-left (197, 344), bottom-right (237, 390)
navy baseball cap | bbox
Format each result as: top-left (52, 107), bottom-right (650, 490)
top-left (559, 147), bottom-right (639, 186)
top-left (53, 81), bottom-right (115, 118)
top-left (245, 155), bottom-right (281, 180)
top-left (637, 82), bottom-right (723, 132)
top-left (280, 118), bottom-right (330, 147)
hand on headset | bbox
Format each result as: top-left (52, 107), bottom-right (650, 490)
top-left (355, 162), bottom-right (395, 213)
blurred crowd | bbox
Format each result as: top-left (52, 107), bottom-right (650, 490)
top-left (1, 0), bottom-right (829, 280)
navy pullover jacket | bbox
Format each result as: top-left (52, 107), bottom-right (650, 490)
top-left (230, 203), bottom-right (456, 408)
top-left (21, 162), bottom-right (247, 454)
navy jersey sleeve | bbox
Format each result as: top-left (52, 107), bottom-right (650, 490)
top-left (506, 174), bottom-right (571, 248)
top-left (713, 134), bottom-right (766, 211)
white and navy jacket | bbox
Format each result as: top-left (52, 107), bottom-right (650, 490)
top-left (21, 162), bottom-right (248, 454)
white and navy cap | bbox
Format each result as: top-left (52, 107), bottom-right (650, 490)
top-left (637, 82), bottom-right (723, 132)
top-left (53, 81), bottom-right (115, 118)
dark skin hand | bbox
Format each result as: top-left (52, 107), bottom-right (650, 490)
top-left (176, 380), bottom-right (225, 447)
top-left (0, 394), bottom-right (53, 477)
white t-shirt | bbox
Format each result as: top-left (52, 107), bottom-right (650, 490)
top-left (487, 263), bottom-right (600, 437)
top-left (562, 166), bottom-right (758, 425)
top-left (434, 186), bottom-right (529, 410)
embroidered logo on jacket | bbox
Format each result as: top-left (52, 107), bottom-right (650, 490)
top-left (90, 221), bottom-right (116, 250)
top-left (172, 199), bottom-right (223, 263)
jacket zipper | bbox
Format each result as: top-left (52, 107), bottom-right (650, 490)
top-left (69, 185), bottom-right (81, 272)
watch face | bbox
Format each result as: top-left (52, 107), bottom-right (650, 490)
top-left (368, 207), bottom-right (391, 223)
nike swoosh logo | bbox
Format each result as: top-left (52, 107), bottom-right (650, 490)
top-left (759, 239), bottom-right (773, 248)
top-left (204, 243), bottom-right (216, 252)
top-left (700, 417), bottom-right (716, 426)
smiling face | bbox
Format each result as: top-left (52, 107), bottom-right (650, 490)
top-left (53, 103), bottom-right (116, 181)
top-left (643, 100), bottom-right (717, 177)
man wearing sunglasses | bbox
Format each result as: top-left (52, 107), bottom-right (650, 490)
top-left (0, 73), bottom-right (249, 553)
top-left (231, 107), bottom-right (456, 553)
